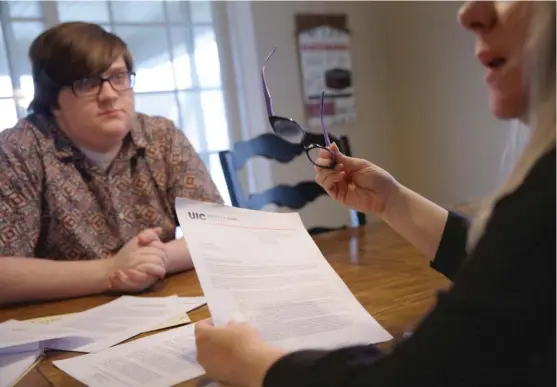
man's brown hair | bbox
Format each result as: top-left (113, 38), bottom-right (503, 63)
top-left (28, 22), bottom-right (134, 115)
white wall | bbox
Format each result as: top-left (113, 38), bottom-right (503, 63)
top-left (226, 1), bottom-right (512, 229)
top-left (383, 1), bottom-right (509, 205)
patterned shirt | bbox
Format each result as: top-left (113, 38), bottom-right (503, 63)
top-left (0, 113), bottom-right (223, 260)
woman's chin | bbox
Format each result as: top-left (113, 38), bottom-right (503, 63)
top-left (489, 94), bottom-right (527, 121)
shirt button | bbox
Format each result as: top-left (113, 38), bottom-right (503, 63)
top-left (119, 213), bottom-right (125, 220)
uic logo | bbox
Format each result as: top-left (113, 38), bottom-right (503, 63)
top-left (188, 212), bottom-right (206, 220)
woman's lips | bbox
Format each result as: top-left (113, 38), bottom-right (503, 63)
top-left (477, 51), bottom-right (507, 86)
top-left (485, 59), bottom-right (507, 86)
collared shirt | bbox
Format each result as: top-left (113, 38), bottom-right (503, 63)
top-left (0, 113), bottom-right (223, 260)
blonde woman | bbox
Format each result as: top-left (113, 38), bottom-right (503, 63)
top-left (195, 2), bottom-right (555, 386)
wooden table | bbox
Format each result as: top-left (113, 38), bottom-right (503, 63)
top-left (1, 216), bottom-right (460, 386)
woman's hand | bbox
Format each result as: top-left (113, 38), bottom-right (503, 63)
top-left (195, 319), bottom-right (287, 387)
top-left (314, 143), bottom-right (400, 216)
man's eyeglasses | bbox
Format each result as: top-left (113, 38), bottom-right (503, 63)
top-left (72, 71), bottom-right (136, 97)
top-left (261, 48), bottom-right (336, 169)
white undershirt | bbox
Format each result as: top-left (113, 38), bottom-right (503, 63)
top-left (78, 146), bottom-right (120, 172)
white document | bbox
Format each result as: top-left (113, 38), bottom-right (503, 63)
top-left (177, 296), bottom-right (206, 312)
top-left (0, 349), bottom-right (43, 387)
top-left (0, 320), bottom-right (90, 354)
top-left (25, 296), bottom-right (206, 334)
top-left (46, 296), bottom-right (187, 353)
top-left (176, 199), bottom-right (392, 352)
top-left (53, 324), bottom-right (204, 387)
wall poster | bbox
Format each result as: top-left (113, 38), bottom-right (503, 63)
top-left (296, 14), bottom-right (355, 129)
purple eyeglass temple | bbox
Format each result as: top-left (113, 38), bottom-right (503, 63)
top-left (261, 47), bottom-right (276, 117)
top-left (320, 89), bottom-right (331, 147)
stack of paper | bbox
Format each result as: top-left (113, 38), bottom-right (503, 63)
top-left (53, 324), bottom-right (203, 387)
top-left (27, 296), bottom-right (206, 336)
top-left (1, 296), bottom-right (207, 386)
top-left (0, 349), bottom-right (43, 387)
top-left (0, 319), bottom-right (76, 387)
top-left (175, 198), bottom-right (393, 352)
top-left (44, 296), bottom-right (194, 353)
top-left (0, 319), bottom-right (90, 354)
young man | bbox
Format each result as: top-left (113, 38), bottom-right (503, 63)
top-left (0, 22), bottom-right (222, 305)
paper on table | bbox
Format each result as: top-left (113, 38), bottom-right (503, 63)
top-left (28, 312), bottom-right (191, 333)
top-left (151, 297), bottom-right (206, 331)
top-left (26, 315), bottom-right (65, 325)
top-left (0, 349), bottom-right (43, 387)
top-left (149, 314), bottom-right (190, 332)
top-left (176, 198), bottom-right (393, 352)
top-left (0, 320), bottom-right (91, 354)
top-left (0, 343), bottom-right (39, 356)
top-left (45, 296), bottom-right (186, 353)
top-left (177, 296), bottom-right (207, 312)
top-left (25, 296), bottom-right (206, 333)
top-left (53, 324), bottom-right (204, 387)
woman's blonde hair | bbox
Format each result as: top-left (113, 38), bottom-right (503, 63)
top-left (468, 1), bottom-right (556, 250)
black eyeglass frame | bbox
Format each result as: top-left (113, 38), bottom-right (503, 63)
top-left (71, 71), bottom-right (136, 98)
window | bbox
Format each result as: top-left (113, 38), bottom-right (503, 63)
top-left (0, 2), bottom-right (45, 128)
top-left (0, 0), bottom-right (231, 204)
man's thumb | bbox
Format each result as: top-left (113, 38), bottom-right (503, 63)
top-left (137, 227), bottom-right (162, 245)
